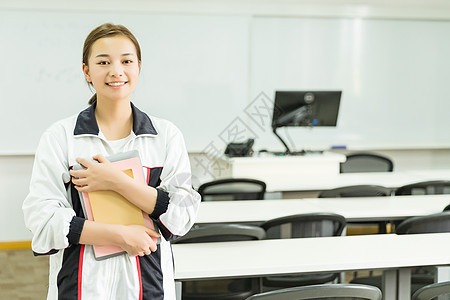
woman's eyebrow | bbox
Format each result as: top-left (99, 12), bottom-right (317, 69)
top-left (95, 53), bottom-right (135, 58)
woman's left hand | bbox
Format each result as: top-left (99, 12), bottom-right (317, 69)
top-left (70, 154), bottom-right (125, 192)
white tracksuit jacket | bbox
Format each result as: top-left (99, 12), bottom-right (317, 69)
top-left (22, 101), bottom-right (201, 300)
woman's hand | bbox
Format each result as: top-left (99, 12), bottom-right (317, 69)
top-left (79, 221), bottom-right (161, 257)
top-left (116, 225), bottom-right (161, 257)
top-left (70, 154), bottom-right (127, 193)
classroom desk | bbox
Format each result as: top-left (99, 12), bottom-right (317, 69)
top-left (203, 155), bottom-right (450, 193)
top-left (215, 152), bottom-right (346, 183)
top-left (195, 194), bottom-right (450, 224)
top-left (265, 169), bottom-right (450, 193)
top-left (173, 233), bottom-right (450, 300)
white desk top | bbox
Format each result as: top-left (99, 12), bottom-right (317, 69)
top-left (267, 169), bottom-right (450, 192)
top-left (201, 168), bottom-right (450, 193)
top-left (173, 232), bottom-right (450, 281)
top-left (223, 152), bottom-right (346, 164)
top-left (196, 194), bottom-right (450, 224)
top-left (266, 171), bottom-right (421, 192)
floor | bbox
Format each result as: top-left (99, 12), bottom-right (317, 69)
top-left (0, 249), bottom-right (49, 300)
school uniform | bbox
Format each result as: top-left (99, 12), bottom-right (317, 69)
top-left (23, 101), bottom-right (201, 300)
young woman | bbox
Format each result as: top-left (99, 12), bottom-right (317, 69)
top-left (23, 23), bottom-right (201, 300)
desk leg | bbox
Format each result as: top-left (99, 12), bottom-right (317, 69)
top-left (175, 281), bottom-right (182, 300)
top-left (382, 269), bottom-right (397, 300)
top-left (436, 266), bottom-right (450, 282)
top-left (397, 268), bottom-right (411, 300)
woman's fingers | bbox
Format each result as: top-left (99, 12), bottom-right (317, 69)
top-left (92, 154), bottom-right (110, 164)
top-left (144, 227), bottom-right (161, 238)
top-left (69, 154), bottom-right (120, 192)
top-left (74, 185), bottom-right (90, 192)
top-left (71, 177), bottom-right (88, 186)
top-left (76, 156), bottom-right (95, 168)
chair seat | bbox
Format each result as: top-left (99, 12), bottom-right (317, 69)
top-left (350, 275), bottom-right (431, 296)
top-left (412, 281), bottom-right (450, 300)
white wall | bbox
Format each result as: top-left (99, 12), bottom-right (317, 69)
top-left (4, 0), bottom-right (450, 242)
top-left (0, 156), bottom-right (34, 242)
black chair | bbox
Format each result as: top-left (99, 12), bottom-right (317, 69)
top-left (259, 213), bottom-right (346, 289)
top-left (340, 153), bottom-right (394, 173)
top-left (172, 224), bottom-right (266, 300)
top-left (245, 283), bottom-right (382, 300)
top-left (395, 180), bottom-right (450, 196)
top-left (396, 211), bottom-right (450, 283)
top-left (395, 211), bottom-right (450, 234)
top-left (198, 178), bottom-right (266, 201)
top-left (412, 281), bottom-right (450, 300)
top-left (173, 223), bottom-right (266, 243)
top-left (318, 185), bottom-right (392, 234)
top-left (394, 180), bottom-right (450, 231)
top-left (352, 212), bottom-right (450, 295)
top-left (318, 185), bottom-right (392, 198)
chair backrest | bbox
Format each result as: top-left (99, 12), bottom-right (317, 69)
top-left (395, 212), bottom-right (450, 235)
top-left (340, 153), bottom-right (394, 173)
top-left (395, 180), bottom-right (450, 196)
top-left (318, 185), bottom-right (392, 198)
top-left (245, 283), bottom-right (382, 300)
top-left (412, 281), bottom-right (450, 300)
top-left (198, 178), bottom-right (266, 201)
top-left (260, 213), bottom-right (346, 240)
top-left (172, 224), bottom-right (266, 244)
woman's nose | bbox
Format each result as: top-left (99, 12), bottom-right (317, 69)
top-left (110, 63), bottom-right (124, 77)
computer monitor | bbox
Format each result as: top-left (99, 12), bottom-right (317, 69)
top-left (271, 90), bottom-right (342, 155)
top-left (272, 91), bottom-right (341, 129)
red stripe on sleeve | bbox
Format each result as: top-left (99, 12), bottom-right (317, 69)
top-left (78, 244), bottom-right (85, 300)
top-left (146, 167), bottom-right (151, 185)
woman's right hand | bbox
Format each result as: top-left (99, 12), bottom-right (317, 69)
top-left (116, 225), bottom-right (161, 257)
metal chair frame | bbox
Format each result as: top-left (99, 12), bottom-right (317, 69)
top-left (245, 283), bottom-right (382, 300)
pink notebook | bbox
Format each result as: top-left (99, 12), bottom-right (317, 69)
top-left (74, 150), bottom-right (159, 260)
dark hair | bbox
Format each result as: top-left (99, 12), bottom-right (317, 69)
top-left (83, 23), bottom-right (142, 105)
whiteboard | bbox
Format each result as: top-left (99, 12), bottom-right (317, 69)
top-left (2, 11), bottom-right (450, 154)
top-left (249, 17), bottom-right (450, 151)
top-left (0, 10), bottom-right (249, 153)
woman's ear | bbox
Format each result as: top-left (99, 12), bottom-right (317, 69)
top-left (82, 63), bottom-right (92, 83)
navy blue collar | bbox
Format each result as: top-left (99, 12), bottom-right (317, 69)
top-left (74, 101), bottom-right (158, 136)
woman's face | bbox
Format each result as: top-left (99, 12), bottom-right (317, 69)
top-left (83, 35), bottom-right (140, 103)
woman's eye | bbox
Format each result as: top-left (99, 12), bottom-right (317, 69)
top-left (98, 61), bottom-right (109, 65)
top-left (123, 60), bottom-right (133, 64)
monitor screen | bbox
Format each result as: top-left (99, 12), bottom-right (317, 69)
top-left (272, 91), bottom-right (342, 129)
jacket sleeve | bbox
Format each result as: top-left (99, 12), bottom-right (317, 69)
top-left (22, 127), bottom-right (76, 255)
top-left (151, 124), bottom-right (201, 241)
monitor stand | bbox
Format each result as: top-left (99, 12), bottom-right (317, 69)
top-left (272, 128), bottom-right (323, 156)
top-left (272, 127), bottom-right (293, 155)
